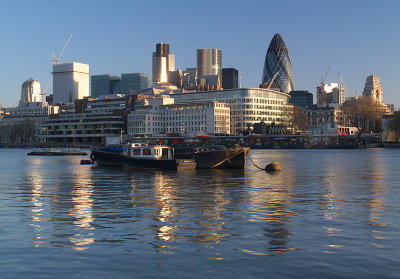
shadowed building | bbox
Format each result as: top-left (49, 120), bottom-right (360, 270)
top-left (289, 90), bottom-right (313, 109)
top-left (261, 33), bottom-right (294, 93)
top-left (91, 74), bottom-right (121, 97)
top-left (222, 68), bottom-right (239, 89)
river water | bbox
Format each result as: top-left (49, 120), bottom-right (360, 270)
top-left (1, 148), bottom-right (399, 278)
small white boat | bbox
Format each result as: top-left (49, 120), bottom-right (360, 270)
top-left (121, 143), bottom-right (196, 170)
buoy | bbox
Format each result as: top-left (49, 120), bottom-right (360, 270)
top-left (265, 162), bottom-right (282, 172)
top-left (80, 159), bottom-right (94, 165)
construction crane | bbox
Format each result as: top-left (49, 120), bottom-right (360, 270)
top-left (51, 33), bottom-right (74, 64)
top-left (320, 66), bottom-right (331, 86)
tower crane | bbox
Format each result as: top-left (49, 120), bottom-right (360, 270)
top-left (51, 33), bottom-right (74, 64)
top-left (320, 66), bottom-right (331, 86)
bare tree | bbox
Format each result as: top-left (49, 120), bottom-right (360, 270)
top-left (292, 105), bottom-right (310, 132)
top-left (342, 96), bottom-right (386, 134)
top-left (388, 112), bottom-right (400, 142)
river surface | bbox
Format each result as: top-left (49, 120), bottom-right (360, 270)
top-left (1, 148), bottom-right (399, 278)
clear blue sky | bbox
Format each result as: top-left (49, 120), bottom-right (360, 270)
top-left (1, 0), bottom-right (399, 108)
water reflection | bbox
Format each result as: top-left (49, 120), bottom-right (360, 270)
top-left (26, 158), bottom-right (46, 247)
top-left (69, 165), bottom-right (95, 251)
top-left (25, 156), bottom-right (96, 250)
top-left (152, 172), bottom-right (178, 243)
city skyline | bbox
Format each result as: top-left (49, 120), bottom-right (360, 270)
top-left (0, 0), bottom-right (399, 108)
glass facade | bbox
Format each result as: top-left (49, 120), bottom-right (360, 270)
top-left (289, 90), bottom-right (313, 109)
top-left (121, 73), bottom-right (152, 94)
top-left (90, 74), bottom-right (121, 97)
top-left (222, 68), bottom-right (239, 89)
top-left (262, 33), bottom-right (294, 93)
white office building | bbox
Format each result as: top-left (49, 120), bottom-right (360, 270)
top-left (128, 95), bottom-right (230, 137)
top-left (171, 88), bottom-right (292, 135)
top-left (53, 62), bottom-right (90, 104)
top-left (20, 78), bottom-right (44, 104)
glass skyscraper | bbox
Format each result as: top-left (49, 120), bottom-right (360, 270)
top-left (261, 33), bottom-right (294, 93)
top-left (222, 68), bottom-right (239, 89)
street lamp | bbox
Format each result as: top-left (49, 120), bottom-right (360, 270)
top-left (120, 129), bottom-right (125, 143)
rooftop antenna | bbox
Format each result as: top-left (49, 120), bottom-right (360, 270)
top-left (51, 33), bottom-right (74, 64)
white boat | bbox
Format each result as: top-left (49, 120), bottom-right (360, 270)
top-left (121, 143), bottom-right (196, 170)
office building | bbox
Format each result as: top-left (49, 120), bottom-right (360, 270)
top-left (40, 97), bottom-right (126, 145)
top-left (121, 73), bottom-right (152, 94)
top-left (20, 78), bottom-right (43, 104)
top-left (289, 90), bottom-right (313, 108)
top-left (261, 33), bottom-right (294, 93)
top-left (363, 75), bottom-right (384, 103)
top-left (222, 68), bottom-right (239, 89)
top-left (128, 95), bottom-right (230, 137)
top-left (53, 62), bottom-right (90, 104)
top-left (171, 88), bottom-right (292, 135)
top-left (91, 74), bottom-right (121, 97)
top-left (317, 83), bottom-right (345, 107)
top-left (197, 48), bottom-right (222, 82)
top-left (152, 43), bottom-right (175, 83)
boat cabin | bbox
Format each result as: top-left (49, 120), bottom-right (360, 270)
top-left (123, 143), bottom-right (174, 160)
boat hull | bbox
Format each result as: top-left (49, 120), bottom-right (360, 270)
top-left (91, 149), bottom-right (123, 166)
top-left (122, 156), bottom-right (195, 170)
top-left (174, 146), bottom-right (250, 169)
top-left (194, 147), bottom-right (249, 169)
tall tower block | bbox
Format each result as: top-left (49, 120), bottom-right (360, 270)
top-left (53, 62), bottom-right (90, 104)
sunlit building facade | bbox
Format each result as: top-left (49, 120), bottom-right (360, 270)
top-left (261, 33), bottom-right (294, 93)
top-left (128, 95), bottom-right (230, 137)
top-left (197, 49), bottom-right (222, 80)
top-left (171, 88), bottom-right (293, 135)
top-left (363, 75), bottom-right (384, 103)
top-left (152, 43), bottom-right (175, 83)
top-left (53, 62), bottom-right (90, 104)
top-left (20, 78), bottom-right (43, 104)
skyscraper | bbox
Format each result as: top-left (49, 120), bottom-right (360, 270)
top-left (261, 33), bottom-right (294, 93)
top-left (152, 43), bottom-right (175, 83)
top-left (197, 48), bottom-right (222, 80)
top-left (53, 62), bottom-right (90, 103)
top-left (222, 68), bottom-right (239, 89)
top-left (363, 75), bottom-right (384, 103)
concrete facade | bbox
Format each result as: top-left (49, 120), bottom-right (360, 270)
top-left (53, 62), bottom-right (90, 104)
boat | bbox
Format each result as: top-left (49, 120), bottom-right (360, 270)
top-left (90, 145), bottom-right (124, 166)
top-left (121, 143), bottom-right (196, 170)
top-left (173, 145), bottom-right (250, 169)
top-left (90, 143), bottom-right (249, 169)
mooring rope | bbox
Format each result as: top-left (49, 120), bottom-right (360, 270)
top-left (247, 156), bottom-right (265, 170)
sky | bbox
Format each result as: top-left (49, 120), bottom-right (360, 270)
top-left (0, 0), bottom-right (399, 108)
